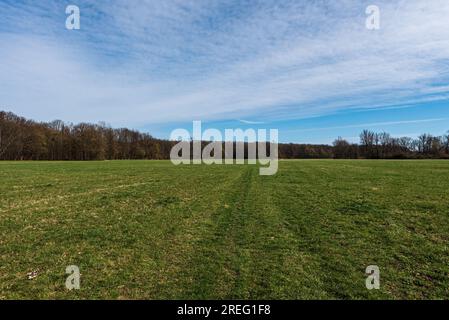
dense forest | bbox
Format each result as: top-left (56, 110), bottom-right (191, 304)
top-left (1, 111), bottom-right (448, 160)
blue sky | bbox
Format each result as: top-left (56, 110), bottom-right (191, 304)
top-left (1, 0), bottom-right (449, 143)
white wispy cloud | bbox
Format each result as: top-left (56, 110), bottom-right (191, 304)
top-left (237, 119), bottom-right (266, 125)
top-left (287, 118), bottom-right (449, 133)
top-left (1, 0), bottom-right (449, 126)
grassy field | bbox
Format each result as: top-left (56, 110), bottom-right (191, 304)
top-left (0, 160), bottom-right (448, 299)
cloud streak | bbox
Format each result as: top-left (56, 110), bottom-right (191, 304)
top-left (287, 118), bottom-right (449, 133)
top-left (1, 0), bottom-right (449, 128)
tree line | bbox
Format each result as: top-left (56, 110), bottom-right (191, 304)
top-left (332, 130), bottom-right (449, 159)
top-left (1, 111), bottom-right (448, 160)
top-left (0, 111), bottom-right (173, 160)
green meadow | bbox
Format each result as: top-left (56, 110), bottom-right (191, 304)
top-left (0, 160), bottom-right (448, 299)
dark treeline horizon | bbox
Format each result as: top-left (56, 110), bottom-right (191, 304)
top-left (1, 111), bottom-right (449, 160)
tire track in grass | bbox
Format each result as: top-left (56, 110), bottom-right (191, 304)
top-left (239, 170), bottom-right (329, 299)
top-left (183, 164), bottom-right (323, 299)
top-left (182, 166), bottom-right (256, 299)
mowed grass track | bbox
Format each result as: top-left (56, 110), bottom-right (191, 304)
top-left (0, 160), bottom-right (448, 299)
